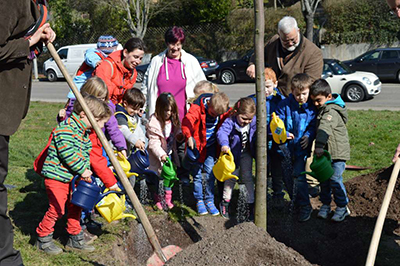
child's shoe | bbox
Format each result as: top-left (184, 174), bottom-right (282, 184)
top-left (331, 206), bottom-right (350, 222)
top-left (219, 200), bottom-right (230, 219)
top-left (66, 231), bottom-right (95, 252)
top-left (205, 201), bottom-right (219, 216)
top-left (317, 204), bottom-right (331, 219)
top-left (83, 229), bottom-right (97, 245)
top-left (196, 200), bottom-right (208, 215)
top-left (35, 233), bottom-right (63, 255)
top-left (164, 190), bottom-right (174, 209)
top-left (153, 193), bottom-right (163, 211)
top-left (298, 205), bottom-right (312, 222)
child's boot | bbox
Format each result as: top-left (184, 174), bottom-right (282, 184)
top-left (35, 233), bottom-right (63, 255)
top-left (66, 231), bottom-right (95, 252)
top-left (153, 193), bottom-right (163, 210)
top-left (165, 190), bottom-right (174, 209)
top-left (219, 200), bottom-right (230, 219)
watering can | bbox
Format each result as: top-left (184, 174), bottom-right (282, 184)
top-left (96, 189), bottom-right (136, 223)
top-left (161, 157), bottom-right (179, 187)
top-left (182, 145), bottom-right (200, 171)
top-left (270, 112), bottom-right (287, 144)
top-left (212, 150), bottom-right (239, 182)
top-left (301, 150), bottom-right (334, 182)
top-left (115, 152), bottom-right (138, 179)
top-left (71, 175), bottom-right (102, 211)
top-left (127, 150), bottom-right (158, 179)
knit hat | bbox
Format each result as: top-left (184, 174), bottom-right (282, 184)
top-left (97, 35), bottom-right (119, 54)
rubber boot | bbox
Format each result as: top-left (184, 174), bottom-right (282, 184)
top-left (66, 231), bottom-right (95, 252)
top-left (35, 233), bottom-right (63, 255)
top-left (153, 193), bottom-right (163, 210)
top-left (165, 189), bottom-right (174, 209)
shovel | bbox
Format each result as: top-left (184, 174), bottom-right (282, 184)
top-left (47, 43), bottom-right (181, 265)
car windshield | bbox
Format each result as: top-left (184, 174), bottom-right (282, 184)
top-left (325, 61), bottom-right (354, 75)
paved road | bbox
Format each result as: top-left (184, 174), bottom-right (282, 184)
top-left (31, 80), bottom-right (400, 111)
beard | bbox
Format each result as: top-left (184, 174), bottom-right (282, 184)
top-left (283, 32), bottom-right (301, 52)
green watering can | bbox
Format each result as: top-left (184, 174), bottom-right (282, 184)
top-left (301, 150), bottom-right (334, 182)
top-left (161, 157), bottom-right (179, 187)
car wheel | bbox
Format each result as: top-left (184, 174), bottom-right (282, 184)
top-left (343, 84), bottom-right (365, 102)
top-left (47, 70), bottom-right (57, 82)
top-left (220, 70), bottom-right (236, 84)
top-left (136, 71), bottom-right (144, 83)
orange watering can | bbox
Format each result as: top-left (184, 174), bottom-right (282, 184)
top-left (212, 150), bottom-right (239, 182)
top-left (270, 112), bottom-right (287, 144)
top-left (96, 189), bottom-right (136, 223)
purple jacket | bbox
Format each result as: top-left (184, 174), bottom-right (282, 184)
top-left (217, 115), bottom-right (257, 167)
top-left (60, 98), bottom-right (127, 151)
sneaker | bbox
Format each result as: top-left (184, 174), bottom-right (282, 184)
top-left (317, 205), bottom-right (331, 219)
top-left (331, 206), bottom-right (350, 222)
top-left (35, 233), bottom-right (63, 255)
top-left (219, 201), bottom-right (230, 219)
top-left (66, 231), bottom-right (95, 252)
top-left (205, 201), bottom-right (219, 216)
top-left (298, 205), bottom-right (312, 222)
top-left (196, 200), bottom-right (208, 215)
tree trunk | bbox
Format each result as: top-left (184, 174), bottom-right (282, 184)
top-left (253, 0), bottom-right (267, 230)
top-left (305, 14), bottom-right (314, 41)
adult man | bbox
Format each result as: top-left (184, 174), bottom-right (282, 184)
top-left (0, 1), bottom-right (55, 265)
top-left (246, 16), bottom-right (323, 97)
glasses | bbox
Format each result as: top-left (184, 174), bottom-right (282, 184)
top-left (389, 5), bottom-right (400, 17)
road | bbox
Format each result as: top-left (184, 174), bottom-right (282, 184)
top-left (31, 80), bottom-right (400, 111)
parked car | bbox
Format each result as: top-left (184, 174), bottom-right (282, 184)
top-left (323, 59), bottom-right (381, 102)
top-left (216, 51), bottom-right (254, 84)
top-left (135, 55), bottom-right (218, 83)
top-left (342, 48), bottom-right (400, 82)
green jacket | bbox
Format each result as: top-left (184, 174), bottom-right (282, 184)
top-left (315, 94), bottom-right (350, 161)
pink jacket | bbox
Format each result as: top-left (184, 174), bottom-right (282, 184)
top-left (146, 114), bottom-right (181, 175)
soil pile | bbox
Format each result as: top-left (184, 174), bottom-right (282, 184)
top-left (167, 222), bottom-right (313, 266)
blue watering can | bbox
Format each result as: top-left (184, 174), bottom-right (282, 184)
top-left (70, 175), bottom-right (102, 211)
top-left (182, 145), bottom-right (200, 171)
top-left (127, 149), bottom-right (158, 183)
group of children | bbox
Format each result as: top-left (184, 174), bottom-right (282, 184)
top-left (35, 36), bottom-right (351, 254)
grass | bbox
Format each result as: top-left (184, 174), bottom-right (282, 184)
top-left (5, 102), bottom-right (400, 265)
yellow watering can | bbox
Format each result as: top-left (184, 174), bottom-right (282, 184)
top-left (115, 152), bottom-right (138, 179)
top-left (95, 189), bottom-right (136, 223)
top-left (212, 150), bottom-right (239, 182)
top-left (270, 112), bottom-right (287, 144)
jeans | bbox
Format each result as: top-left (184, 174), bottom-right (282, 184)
top-left (269, 150), bottom-right (284, 198)
top-left (192, 147), bottom-right (216, 202)
top-left (293, 155), bottom-right (310, 206)
top-left (320, 161), bottom-right (349, 207)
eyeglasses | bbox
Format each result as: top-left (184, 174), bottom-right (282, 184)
top-left (389, 5), bottom-right (400, 17)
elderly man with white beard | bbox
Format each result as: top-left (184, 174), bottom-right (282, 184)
top-left (246, 16), bottom-right (323, 97)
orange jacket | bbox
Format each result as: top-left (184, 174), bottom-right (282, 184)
top-left (95, 50), bottom-right (137, 104)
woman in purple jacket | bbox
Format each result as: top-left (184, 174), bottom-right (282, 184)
top-left (217, 97), bottom-right (257, 220)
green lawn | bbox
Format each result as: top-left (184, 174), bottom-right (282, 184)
top-left (5, 102), bottom-right (400, 265)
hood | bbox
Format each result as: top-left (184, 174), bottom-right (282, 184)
top-left (107, 50), bottom-right (131, 74)
top-left (325, 93), bottom-right (348, 123)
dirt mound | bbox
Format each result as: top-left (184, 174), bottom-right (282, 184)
top-left (167, 222), bottom-right (313, 266)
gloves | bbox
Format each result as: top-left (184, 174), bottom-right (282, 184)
top-left (300, 135), bottom-right (309, 149)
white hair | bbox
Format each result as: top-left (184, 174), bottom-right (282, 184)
top-left (278, 16), bottom-right (298, 34)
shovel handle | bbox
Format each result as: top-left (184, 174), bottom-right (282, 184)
top-left (47, 43), bottom-right (168, 263)
top-left (365, 159), bottom-right (400, 266)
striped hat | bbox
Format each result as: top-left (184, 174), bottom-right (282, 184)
top-left (97, 35), bottom-right (119, 54)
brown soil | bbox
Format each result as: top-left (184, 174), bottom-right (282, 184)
top-left (106, 166), bottom-right (400, 266)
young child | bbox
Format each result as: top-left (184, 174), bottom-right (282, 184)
top-left (217, 97), bottom-right (257, 220)
top-left (115, 88), bottom-right (147, 155)
top-left (146, 92), bottom-right (182, 210)
top-left (187, 80), bottom-right (219, 104)
top-left (310, 79), bottom-right (350, 222)
top-left (36, 95), bottom-right (118, 254)
top-left (275, 73), bottom-right (317, 222)
top-left (182, 92), bottom-right (231, 216)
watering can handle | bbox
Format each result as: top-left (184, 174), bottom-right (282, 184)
top-left (323, 150), bottom-right (332, 161)
top-left (97, 190), bottom-right (125, 203)
top-left (70, 175), bottom-right (96, 193)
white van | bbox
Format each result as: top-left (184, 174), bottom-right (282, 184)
top-left (43, 44), bottom-right (97, 82)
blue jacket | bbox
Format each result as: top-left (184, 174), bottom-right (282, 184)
top-left (217, 115), bottom-right (257, 167)
top-left (275, 94), bottom-right (317, 158)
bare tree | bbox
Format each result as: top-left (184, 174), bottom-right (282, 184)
top-left (300, 0), bottom-right (320, 41)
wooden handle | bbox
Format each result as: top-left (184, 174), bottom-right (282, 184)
top-left (47, 43), bottom-right (167, 263)
top-left (365, 159), bottom-right (400, 266)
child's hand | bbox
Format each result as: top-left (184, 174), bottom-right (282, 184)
top-left (135, 140), bottom-right (145, 150)
top-left (392, 143), bottom-right (400, 163)
top-left (81, 169), bottom-right (93, 181)
top-left (58, 108), bottom-right (66, 120)
top-left (161, 154), bottom-right (168, 163)
top-left (287, 133), bottom-right (295, 140)
top-left (221, 146), bottom-right (230, 154)
top-left (187, 137), bottom-right (195, 149)
top-left (108, 183), bottom-right (120, 191)
top-left (315, 148), bottom-right (324, 157)
top-left (300, 135), bottom-right (309, 149)
top-left (120, 150), bottom-right (127, 158)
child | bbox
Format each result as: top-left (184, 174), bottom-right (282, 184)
top-left (182, 92), bottom-right (231, 216)
top-left (275, 73), bottom-right (317, 222)
top-left (187, 80), bottom-right (219, 104)
top-left (218, 97), bottom-right (257, 220)
top-left (115, 88), bottom-right (147, 155)
top-left (249, 67), bottom-right (285, 201)
top-left (310, 79), bottom-right (350, 222)
top-left (146, 92), bottom-right (181, 210)
top-left (36, 95), bottom-right (118, 254)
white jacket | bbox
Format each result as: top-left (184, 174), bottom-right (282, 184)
top-left (140, 49), bottom-right (206, 119)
